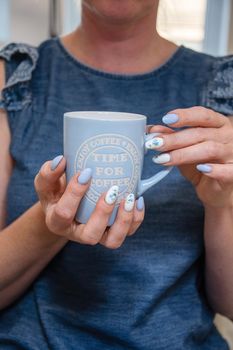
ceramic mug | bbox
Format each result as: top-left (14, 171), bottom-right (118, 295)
top-left (64, 111), bottom-right (173, 225)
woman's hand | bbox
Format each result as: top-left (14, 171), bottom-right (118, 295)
top-left (147, 107), bottom-right (233, 208)
top-left (34, 156), bottom-right (144, 249)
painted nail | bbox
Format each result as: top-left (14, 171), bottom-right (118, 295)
top-left (124, 193), bottom-right (135, 212)
top-left (51, 155), bottom-right (63, 171)
top-left (162, 113), bottom-right (179, 125)
top-left (78, 168), bottom-right (93, 184)
top-left (105, 185), bottom-right (119, 205)
top-left (196, 164), bottom-right (212, 173)
top-left (152, 153), bottom-right (171, 164)
top-left (145, 137), bottom-right (164, 149)
top-left (136, 196), bottom-right (144, 211)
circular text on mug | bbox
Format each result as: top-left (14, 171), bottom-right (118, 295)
top-left (74, 134), bottom-right (142, 204)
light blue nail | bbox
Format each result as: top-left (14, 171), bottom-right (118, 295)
top-left (162, 113), bottom-right (179, 125)
top-left (51, 155), bottom-right (63, 171)
top-left (78, 168), bottom-right (93, 184)
top-left (136, 196), bottom-right (144, 211)
top-left (196, 164), bottom-right (212, 173)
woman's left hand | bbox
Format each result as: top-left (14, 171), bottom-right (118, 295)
top-left (148, 107), bottom-right (233, 208)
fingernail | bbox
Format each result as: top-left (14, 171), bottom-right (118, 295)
top-left (136, 196), bottom-right (144, 211)
top-left (162, 113), bottom-right (179, 125)
top-left (105, 185), bottom-right (119, 205)
top-left (152, 153), bottom-right (171, 164)
top-left (145, 137), bottom-right (164, 149)
top-left (51, 155), bottom-right (63, 171)
top-left (196, 164), bottom-right (212, 173)
top-left (124, 193), bottom-right (135, 212)
top-left (78, 168), bottom-right (93, 184)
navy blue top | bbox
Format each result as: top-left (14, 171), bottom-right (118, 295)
top-left (0, 38), bottom-right (233, 350)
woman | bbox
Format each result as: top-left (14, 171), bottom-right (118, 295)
top-left (0, 0), bottom-right (233, 348)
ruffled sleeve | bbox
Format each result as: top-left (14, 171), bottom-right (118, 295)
top-left (0, 43), bottom-right (38, 112)
top-left (203, 55), bottom-right (233, 115)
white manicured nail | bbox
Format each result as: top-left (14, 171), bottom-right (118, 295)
top-left (152, 153), bottom-right (171, 164)
top-left (124, 193), bottom-right (135, 212)
top-left (105, 185), bottom-right (119, 205)
top-left (145, 137), bottom-right (164, 149)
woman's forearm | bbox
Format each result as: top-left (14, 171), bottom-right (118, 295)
top-left (0, 202), bottom-right (67, 310)
top-left (204, 205), bottom-right (233, 319)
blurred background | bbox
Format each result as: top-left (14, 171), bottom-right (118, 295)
top-left (0, 0), bottom-right (233, 347)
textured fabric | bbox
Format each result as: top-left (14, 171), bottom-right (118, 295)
top-left (203, 55), bottom-right (233, 114)
top-left (0, 38), bottom-right (232, 350)
top-left (0, 43), bottom-right (38, 112)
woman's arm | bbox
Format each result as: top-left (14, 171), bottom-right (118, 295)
top-left (204, 205), bottom-right (233, 319)
top-left (0, 60), bottom-right (12, 228)
top-left (0, 60), bottom-right (67, 309)
top-left (0, 202), bottom-right (67, 309)
top-left (204, 116), bottom-right (233, 318)
top-left (0, 60), bottom-right (68, 309)
top-left (149, 109), bottom-right (233, 319)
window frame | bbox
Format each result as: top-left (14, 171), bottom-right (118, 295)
top-left (203, 0), bottom-right (233, 55)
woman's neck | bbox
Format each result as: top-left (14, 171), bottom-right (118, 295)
top-left (61, 6), bottom-right (178, 75)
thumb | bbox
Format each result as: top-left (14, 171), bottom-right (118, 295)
top-left (34, 155), bottom-right (66, 197)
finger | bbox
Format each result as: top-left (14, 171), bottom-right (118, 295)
top-left (196, 163), bottom-right (233, 185)
top-left (100, 194), bottom-right (135, 249)
top-left (46, 168), bottom-right (93, 234)
top-left (128, 196), bottom-right (145, 236)
top-left (34, 155), bottom-right (66, 200)
top-left (73, 185), bottom-right (119, 245)
top-left (162, 107), bottom-right (228, 128)
top-left (152, 141), bottom-right (230, 166)
top-left (145, 127), bottom-right (222, 152)
top-left (149, 125), bottom-right (175, 134)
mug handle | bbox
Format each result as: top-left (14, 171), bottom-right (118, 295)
top-left (137, 133), bottom-right (173, 196)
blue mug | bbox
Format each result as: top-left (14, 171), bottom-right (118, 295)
top-left (64, 111), bottom-right (173, 225)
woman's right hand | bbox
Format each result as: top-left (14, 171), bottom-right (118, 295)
top-left (34, 155), bottom-right (144, 249)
